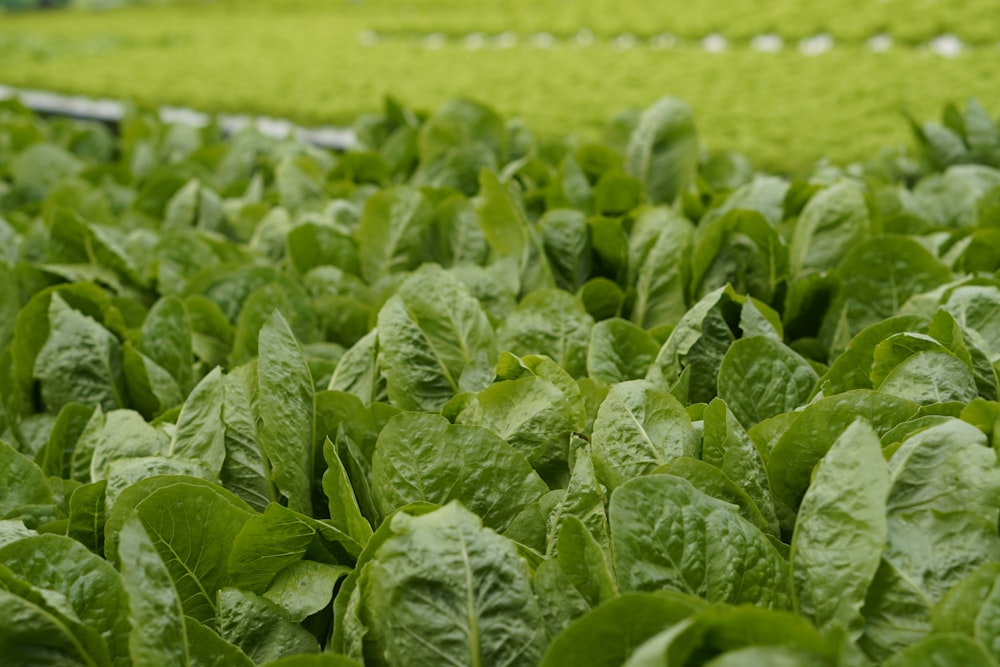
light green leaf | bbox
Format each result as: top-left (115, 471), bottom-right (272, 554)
top-left (497, 289), bottom-right (594, 379)
top-left (587, 318), bottom-right (660, 384)
top-left (591, 380), bottom-right (698, 489)
top-left (538, 592), bottom-right (705, 667)
top-left (227, 503), bottom-right (316, 594)
top-left (789, 181), bottom-right (870, 274)
top-left (702, 398), bottom-right (779, 536)
top-left (882, 634), bottom-right (998, 667)
top-left (0, 588), bottom-right (100, 667)
top-left (629, 208), bottom-right (694, 330)
top-left (0, 438), bottom-right (54, 519)
top-left (546, 447), bottom-right (610, 558)
top-left (556, 515), bottom-right (618, 607)
top-left (791, 420), bottom-right (888, 638)
top-left (118, 515), bottom-right (188, 667)
top-left (371, 412), bottom-right (547, 533)
top-left (0, 534), bottom-right (130, 666)
top-left (356, 186), bottom-right (434, 283)
top-left (34, 295), bottom-right (123, 414)
top-left (263, 560), bottom-right (351, 623)
top-left (137, 296), bottom-right (193, 392)
top-left (217, 588), bottom-right (319, 664)
top-left (258, 311), bottom-right (315, 515)
top-left (377, 264), bottom-right (497, 411)
top-left (610, 475), bottom-right (788, 607)
top-left (717, 336), bottom-right (818, 429)
top-left (456, 371), bottom-right (585, 485)
top-left (327, 330), bottom-right (383, 406)
top-left (366, 502), bottom-right (548, 667)
top-left (88, 410), bottom-right (170, 483)
top-left (767, 390), bottom-right (919, 512)
top-left (625, 97), bottom-right (698, 204)
top-left (169, 367), bottom-right (226, 475)
top-left (127, 482), bottom-right (254, 622)
top-left (322, 438), bottom-right (373, 548)
top-left (184, 616), bottom-right (254, 667)
top-left (655, 458), bottom-right (774, 537)
top-left (221, 364), bottom-right (272, 512)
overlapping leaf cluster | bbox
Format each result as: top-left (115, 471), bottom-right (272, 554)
top-left (2, 95), bottom-right (1000, 666)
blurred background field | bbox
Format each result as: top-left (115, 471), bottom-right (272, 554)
top-left (1, 0), bottom-right (999, 171)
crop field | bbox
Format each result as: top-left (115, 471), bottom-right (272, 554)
top-left (3, 84), bottom-right (1000, 664)
top-left (0, 0), bottom-right (999, 170)
top-left (4, 0), bottom-right (1000, 665)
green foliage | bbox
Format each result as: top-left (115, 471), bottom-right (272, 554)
top-left (2, 96), bottom-right (1000, 665)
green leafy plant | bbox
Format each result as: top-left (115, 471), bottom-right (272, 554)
top-left (2, 94), bottom-right (1000, 665)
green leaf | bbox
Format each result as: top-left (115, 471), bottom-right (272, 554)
top-left (817, 315), bottom-right (930, 395)
top-left (556, 515), bottom-right (618, 607)
top-left (88, 409), bottom-right (170, 483)
top-left (546, 447), bottom-right (610, 558)
top-left (0, 438), bottom-right (54, 520)
top-left (790, 420), bottom-right (888, 638)
top-left (125, 482), bottom-right (254, 622)
top-left (34, 294), bottom-right (123, 414)
top-left (263, 560), bottom-right (350, 623)
top-left (538, 592), bottom-right (705, 667)
top-left (67, 480), bottom-right (107, 554)
top-left (476, 168), bottom-right (529, 257)
top-left (356, 186), bottom-right (434, 283)
top-left (625, 605), bottom-right (838, 667)
top-left (0, 534), bottom-right (130, 666)
top-left (260, 656), bottom-right (361, 667)
top-left (418, 99), bottom-right (505, 165)
top-left (591, 380), bottom-right (698, 489)
top-left (184, 615), bottom-right (254, 667)
top-left (217, 588), bottom-right (319, 663)
top-left (227, 503), bottom-right (316, 594)
top-left (258, 311), bottom-right (315, 515)
top-left (497, 289), bottom-right (593, 379)
top-left (118, 514), bottom-right (189, 667)
top-left (221, 363), bottom-right (273, 512)
top-left (587, 318), bottom-right (660, 384)
top-left (169, 367), bottom-right (226, 476)
top-left (122, 345), bottom-right (184, 418)
top-left (628, 207), bottom-right (694, 330)
top-left (882, 634), bottom-right (998, 667)
top-left (610, 475), bottom-right (789, 607)
top-left (656, 458), bottom-right (774, 537)
top-left (456, 370), bottom-right (585, 485)
top-left (534, 559), bottom-right (592, 638)
top-left (789, 181), bottom-right (870, 274)
top-left (933, 564), bottom-right (1000, 655)
top-left (371, 412), bottom-right (547, 533)
top-left (822, 236), bottom-right (952, 345)
top-left (885, 420), bottom-right (1000, 599)
top-left (647, 287), bottom-right (771, 404)
top-left (0, 588), bottom-right (100, 667)
top-left (702, 398), bottom-right (779, 536)
top-left (322, 438), bottom-right (373, 548)
top-left (260, 655), bottom-right (361, 667)
top-left (328, 330), bottom-right (383, 406)
top-left (377, 264), bottom-right (497, 411)
top-left (718, 336), bottom-right (818, 428)
top-left (137, 296), bottom-right (193, 393)
top-left (877, 349), bottom-right (979, 405)
top-left (540, 209), bottom-right (592, 292)
top-left (691, 209), bottom-right (788, 304)
top-left (625, 97), bottom-right (699, 205)
top-left (767, 389), bottom-right (919, 511)
top-left (862, 420), bottom-right (1000, 659)
top-left (365, 502), bottom-right (548, 667)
